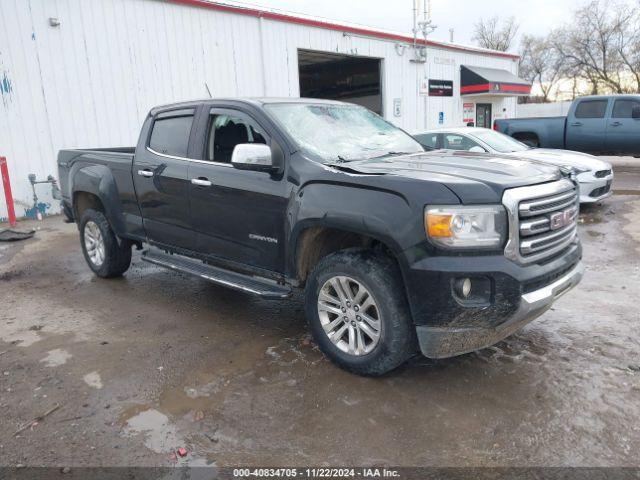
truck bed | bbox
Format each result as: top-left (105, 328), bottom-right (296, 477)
top-left (57, 147), bottom-right (136, 214)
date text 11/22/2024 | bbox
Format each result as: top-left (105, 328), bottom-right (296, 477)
top-left (233, 468), bottom-right (400, 477)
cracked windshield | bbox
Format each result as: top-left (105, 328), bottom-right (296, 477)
top-left (266, 103), bottom-right (423, 163)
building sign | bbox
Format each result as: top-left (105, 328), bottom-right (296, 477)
top-left (393, 98), bottom-right (402, 117)
top-left (434, 57), bottom-right (455, 65)
top-left (428, 80), bottom-right (454, 97)
top-left (419, 78), bottom-right (429, 96)
top-left (463, 102), bottom-right (475, 123)
top-left (438, 112), bottom-right (444, 124)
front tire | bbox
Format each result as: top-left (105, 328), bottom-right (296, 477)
top-left (305, 249), bottom-right (417, 376)
top-left (79, 209), bottom-right (131, 278)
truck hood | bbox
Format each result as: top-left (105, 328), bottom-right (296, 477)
top-left (513, 148), bottom-right (612, 172)
top-left (332, 150), bottom-right (562, 204)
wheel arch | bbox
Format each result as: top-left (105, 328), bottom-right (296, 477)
top-left (291, 221), bottom-right (405, 287)
top-left (70, 164), bottom-right (126, 236)
top-left (511, 131), bottom-right (541, 147)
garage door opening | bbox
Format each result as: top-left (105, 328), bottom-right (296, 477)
top-left (298, 50), bottom-right (382, 114)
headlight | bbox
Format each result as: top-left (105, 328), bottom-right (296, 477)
top-left (425, 205), bottom-right (507, 249)
top-left (567, 165), bottom-right (589, 175)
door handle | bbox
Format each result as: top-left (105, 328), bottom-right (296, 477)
top-left (137, 169), bottom-right (154, 177)
top-left (570, 122), bottom-right (583, 127)
top-left (610, 121), bottom-right (622, 127)
top-left (191, 177), bottom-right (212, 187)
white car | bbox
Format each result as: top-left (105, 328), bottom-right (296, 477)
top-left (414, 127), bottom-right (614, 204)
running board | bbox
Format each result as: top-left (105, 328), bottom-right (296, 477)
top-left (141, 249), bottom-right (291, 299)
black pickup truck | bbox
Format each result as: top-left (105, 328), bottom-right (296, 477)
top-left (58, 98), bottom-right (584, 375)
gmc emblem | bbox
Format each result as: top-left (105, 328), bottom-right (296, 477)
top-left (549, 207), bottom-right (576, 230)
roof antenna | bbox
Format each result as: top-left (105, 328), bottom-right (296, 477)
top-left (205, 82), bottom-right (212, 98)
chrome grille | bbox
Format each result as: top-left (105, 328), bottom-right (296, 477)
top-left (503, 179), bottom-right (579, 264)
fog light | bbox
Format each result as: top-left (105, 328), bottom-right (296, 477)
top-left (452, 276), bottom-right (492, 307)
top-left (462, 278), bottom-right (471, 298)
top-left (455, 277), bottom-right (472, 298)
top-left (462, 278), bottom-right (472, 297)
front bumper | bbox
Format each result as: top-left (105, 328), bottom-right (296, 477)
top-left (578, 173), bottom-right (614, 203)
top-left (416, 261), bottom-right (584, 358)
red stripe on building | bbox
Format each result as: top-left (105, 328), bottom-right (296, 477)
top-left (167, 0), bottom-right (520, 60)
top-left (460, 83), bottom-right (492, 94)
top-left (461, 83), bottom-right (531, 94)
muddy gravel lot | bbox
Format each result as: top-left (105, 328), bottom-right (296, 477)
top-left (1, 169), bottom-right (639, 469)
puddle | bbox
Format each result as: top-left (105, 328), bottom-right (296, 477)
top-left (123, 408), bottom-right (184, 454)
top-left (119, 403), bottom-right (153, 425)
top-left (83, 371), bottom-right (103, 389)
top-left (121, 407), bottom-right (216, 467)
top-left (40, 348), bottom-right (72, 367)
top-left (158, 386), bottom-right (217, 417)
top-left (184, 377), bottom-right (226, 399)
top-left (0, 302), bottom-right (99, 347)
top-left (263, 336), bottom-right (323, 368)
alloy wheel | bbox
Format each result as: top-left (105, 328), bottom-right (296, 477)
top-left (317, 276), bottom-right (381, 356)
top-left (84, 221), bottom-right (105, 267)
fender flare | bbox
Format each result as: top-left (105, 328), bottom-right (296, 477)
top-left (70, 164), bottom-right (127, 236)
top-left (286, 182), bottom-right (419, 279)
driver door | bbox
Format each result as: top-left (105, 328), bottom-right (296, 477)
top-left (187, 108), bottom-right (288, 273)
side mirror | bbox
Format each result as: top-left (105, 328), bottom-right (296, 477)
top-left (231, 144), bottom-right (274, 172)
top-left (632, 105), bottom-right (640, 119)
top-left (469, 146), bottom-right (486, 153)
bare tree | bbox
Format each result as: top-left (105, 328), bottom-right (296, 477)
top-left (552, 0), bottom-right (639, 94)
top-left (472, 16), bottom-right (519, 52)
top-left (615, 7), bottom-right (640, 90)
top-left (518, 35), bottom-right (564, 102)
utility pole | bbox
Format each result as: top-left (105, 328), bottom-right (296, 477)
top-left (411, 0), bottom-right (436, 63)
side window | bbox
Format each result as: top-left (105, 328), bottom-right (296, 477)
top-left (205, 113), bottom-right (268, 163)
top-left (574, 100), bottom-right (608, 119)
top-left (414, 133), bottom-right (439, 149)
top-left (443, 134), bottom-right (481, 151)
top-left (149, 115), bottom-right (194, 157)
top-left (612, 99), bottom-right (640, 118)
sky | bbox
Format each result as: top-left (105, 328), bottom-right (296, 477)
top-left (222, 0), bottom-right (623, 51)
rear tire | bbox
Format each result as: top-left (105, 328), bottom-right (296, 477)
top-left (305, 249), bottom-right (417, 376)
top-left (79, 209), bottom-right (131, 278)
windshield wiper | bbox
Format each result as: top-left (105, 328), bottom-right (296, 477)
top-left (323, 155), bottom-right (352, 167)
top-left (326, 151), bottom-right (410, 166)
top-left (365, 151), bottom-right (410, 160)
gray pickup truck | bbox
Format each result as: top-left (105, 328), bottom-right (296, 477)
top-left (495, 95), bottom-right (640, 156)
top-left (58, 98), bottom-right (584, 376)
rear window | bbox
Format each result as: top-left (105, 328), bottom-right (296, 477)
top-left (574, 100), bottom-right (608, 119)
top-left (149, 115), bottom-right (194, 157)
top-left (612, 99), bottom-right (640, 118)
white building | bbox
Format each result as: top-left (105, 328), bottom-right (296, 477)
top-left (0, 0), bottom-right (529, 220)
